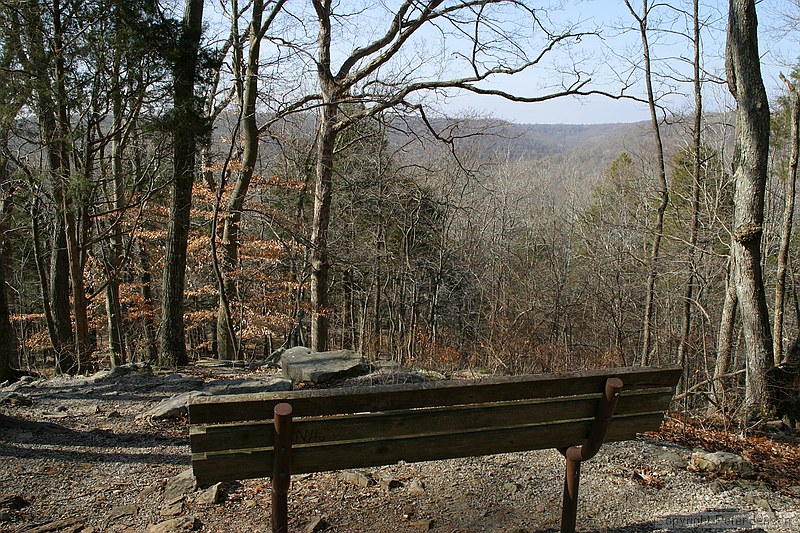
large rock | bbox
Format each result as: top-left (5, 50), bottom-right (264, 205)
top-left (690, 451), bottom-right (752, 475)
top-left (138, 391), bottom-right (208, 420)
top-left (282, 348), bottom-right (366, 384)
top-left (201, 376), bottom-right (291, 395)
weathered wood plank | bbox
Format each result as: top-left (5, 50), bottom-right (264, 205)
top-left (190, 388), bottom-right (674, 454)
top-left (191, 411), bottom-right (665, 485)
top-left (189, 366), bottom-right (681, 424)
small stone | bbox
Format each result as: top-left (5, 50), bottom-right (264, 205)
top-left (753, 498), bottom-right (776, 519)
top-left (0, 494), bottom-right (28, 509)
top-left (195, 483), bottom-right (222, 504)
top-left (0, 392), bottom-right (32, 406)
top-left (146, 516), bottom-right (199, 533)
top-left (305, 515), bottom-right (328, 533)
top-left (503, 482), bottom-right (520, 495)
top-left (163, 469), bottom-right (196, 502)
top-left (160, 500), bottom-right (183, 516)
top-left (402, 504), bottom-right (415, 519)
top-left (377, 472), bottom-right (401, 491)
top-left (708, 480), bottom-right (726, 494)
top-left (138, 484), bottom-right (161, 499)
top-left (409, 519), bottom-right (434, 530)
top-left (108, 504), bottom-right (139, 522)
top-left (341, 471), bottom-right (373, 488)
top-left (408, 478), bottom-right (426, 495)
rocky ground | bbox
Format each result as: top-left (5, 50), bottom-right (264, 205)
top-left (1, 363), bottom-right (800, 533)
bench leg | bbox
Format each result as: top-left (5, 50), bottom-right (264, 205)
top-left (561, 456), bottom-right (580, 533)
top-left (558, 377), bottom-right (624, 533)
top-left (272, 403), bottom-right (293, 533)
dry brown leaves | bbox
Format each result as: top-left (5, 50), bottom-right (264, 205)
top-left (651, 413), bottom-right (800, 492)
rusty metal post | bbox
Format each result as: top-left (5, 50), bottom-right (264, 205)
top-left (559, 377), bottom-right (623, 533)
top-left (561, 455), bottom-right (581, 533)
top-left (272, 402), bottom-right (293, 533)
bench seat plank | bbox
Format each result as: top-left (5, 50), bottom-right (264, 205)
top-left (190, 387), bottom-right (675, 454)
top-left (191, 411), bottom-right (666, 485)
top-left (189, 366), bottom-right (682, 424)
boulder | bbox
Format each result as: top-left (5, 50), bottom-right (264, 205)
top-left (690, 451), bottom-right (752, 475)
top-left (201, 376), bottom-right (291, 396)
top-left (282, 348), bottom-right (366, 384)
top-left (139, 391), bottom-right (208, 420)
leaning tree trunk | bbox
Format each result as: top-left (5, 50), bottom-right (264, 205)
top-left (727, 0), bottom-right (774, 418)
top-left (217, 0), bottom-right (266, 360)
top-left (773, 76), bottom-right (800, 365)
top-left (711, 254), bottom-right (738, 414)
top-left (160, 0), bottom-right (204, 367)
top-left (626, 0), bottom-right (669, 366)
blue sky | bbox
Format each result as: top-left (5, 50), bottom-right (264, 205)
top-left (444, 0), bottom-right (800, 124)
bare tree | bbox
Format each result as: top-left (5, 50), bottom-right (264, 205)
top-left (300, 0), bottom-right (635, 351)
top-left (623, 0), bottom-right (669, 366)
top-left (727, 0), bottom-right (774, 416)
top-left (160, 0), bottom-right (205, 367)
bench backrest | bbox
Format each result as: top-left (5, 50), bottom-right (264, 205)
top-left (189, 366), bottom-right (681, 486)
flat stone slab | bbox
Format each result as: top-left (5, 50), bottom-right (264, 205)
top-left (282, 349), bottom-right (366, 384)
top-left (201, 376), bottom-right (291, 395)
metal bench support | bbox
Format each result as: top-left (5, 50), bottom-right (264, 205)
top-left (272, 402), bottom-right (293, 533)
top-left (559, 377), bottom-right (624, 533)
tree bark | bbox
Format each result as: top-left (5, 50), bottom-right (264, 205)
top-left (677, 0), bottom-right (702, 381)
top-left (711, 254), bottom-right (738, 413)
top-left (727, 0), bottom-right (774, 417)
top-left (773, 76), bottom-right (800, 365)
top-left (310, 0), bottom-right (338, 352)
top-left (625, 0), bottom-right (669, 366)
top-left (217, 0), bottom-right (268, 360)
top-left (160, 0), bottom-right (204, 367)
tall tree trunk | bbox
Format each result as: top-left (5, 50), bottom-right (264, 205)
top-left (105, 47), bottom-right (126, 367)
top-left (0, 162), bottom-right (18, 382)
top-left (711, 254), bottom-right (738, 413)
top-left (310, 0), bottom-right (337, 352)
top-left (727, 0), bottom-right (774, 417)
top-left (773, 76), bottom-right (800, 365)
top-left (217, 0), bottom-right (268, 360)
top-left (160, 0), bottom-right (204, 367)
top-left (677, 0), bottom-right (703, 384)
top-left (626, 0), bottom-right (669, 366)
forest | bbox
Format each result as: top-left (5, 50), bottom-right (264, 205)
top-left (0, 0), bottom-right (799, 423)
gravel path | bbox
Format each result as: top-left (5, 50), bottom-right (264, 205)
top-left (1, 369), bottom-right (799, 532)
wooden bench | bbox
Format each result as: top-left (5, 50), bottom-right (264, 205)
top-left (189, 366), bottom-right (681, 533)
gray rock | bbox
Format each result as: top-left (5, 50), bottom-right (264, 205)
top-left (146, 516), bottom-right (199, 533)
top-left (195, 483), bottom-right (222, 504)
top-left (409, 519), bottom-right (434, 530)
top-left (0, 392), bottom-right (32, 407)
top-left (201, 376), bottom-right (292, 396)
top-left (108, 504), bottom-right (138, 522)
top-left (690, 451), bottom-right (753, 475)
top-left (376, 472), bottom-right (401, 491)
top-left (341, 470), bottom-right (374, 488)
top-left (408, 478), bottom-right (426, 495)
top-left (282, 348), bottom-right (366, 383)
top-left (503, 482), bottom-right (520, 495)
top-left (139, 391), bottom-right (208, 420)
top-left (163, 469), bottom-right (196, 502)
